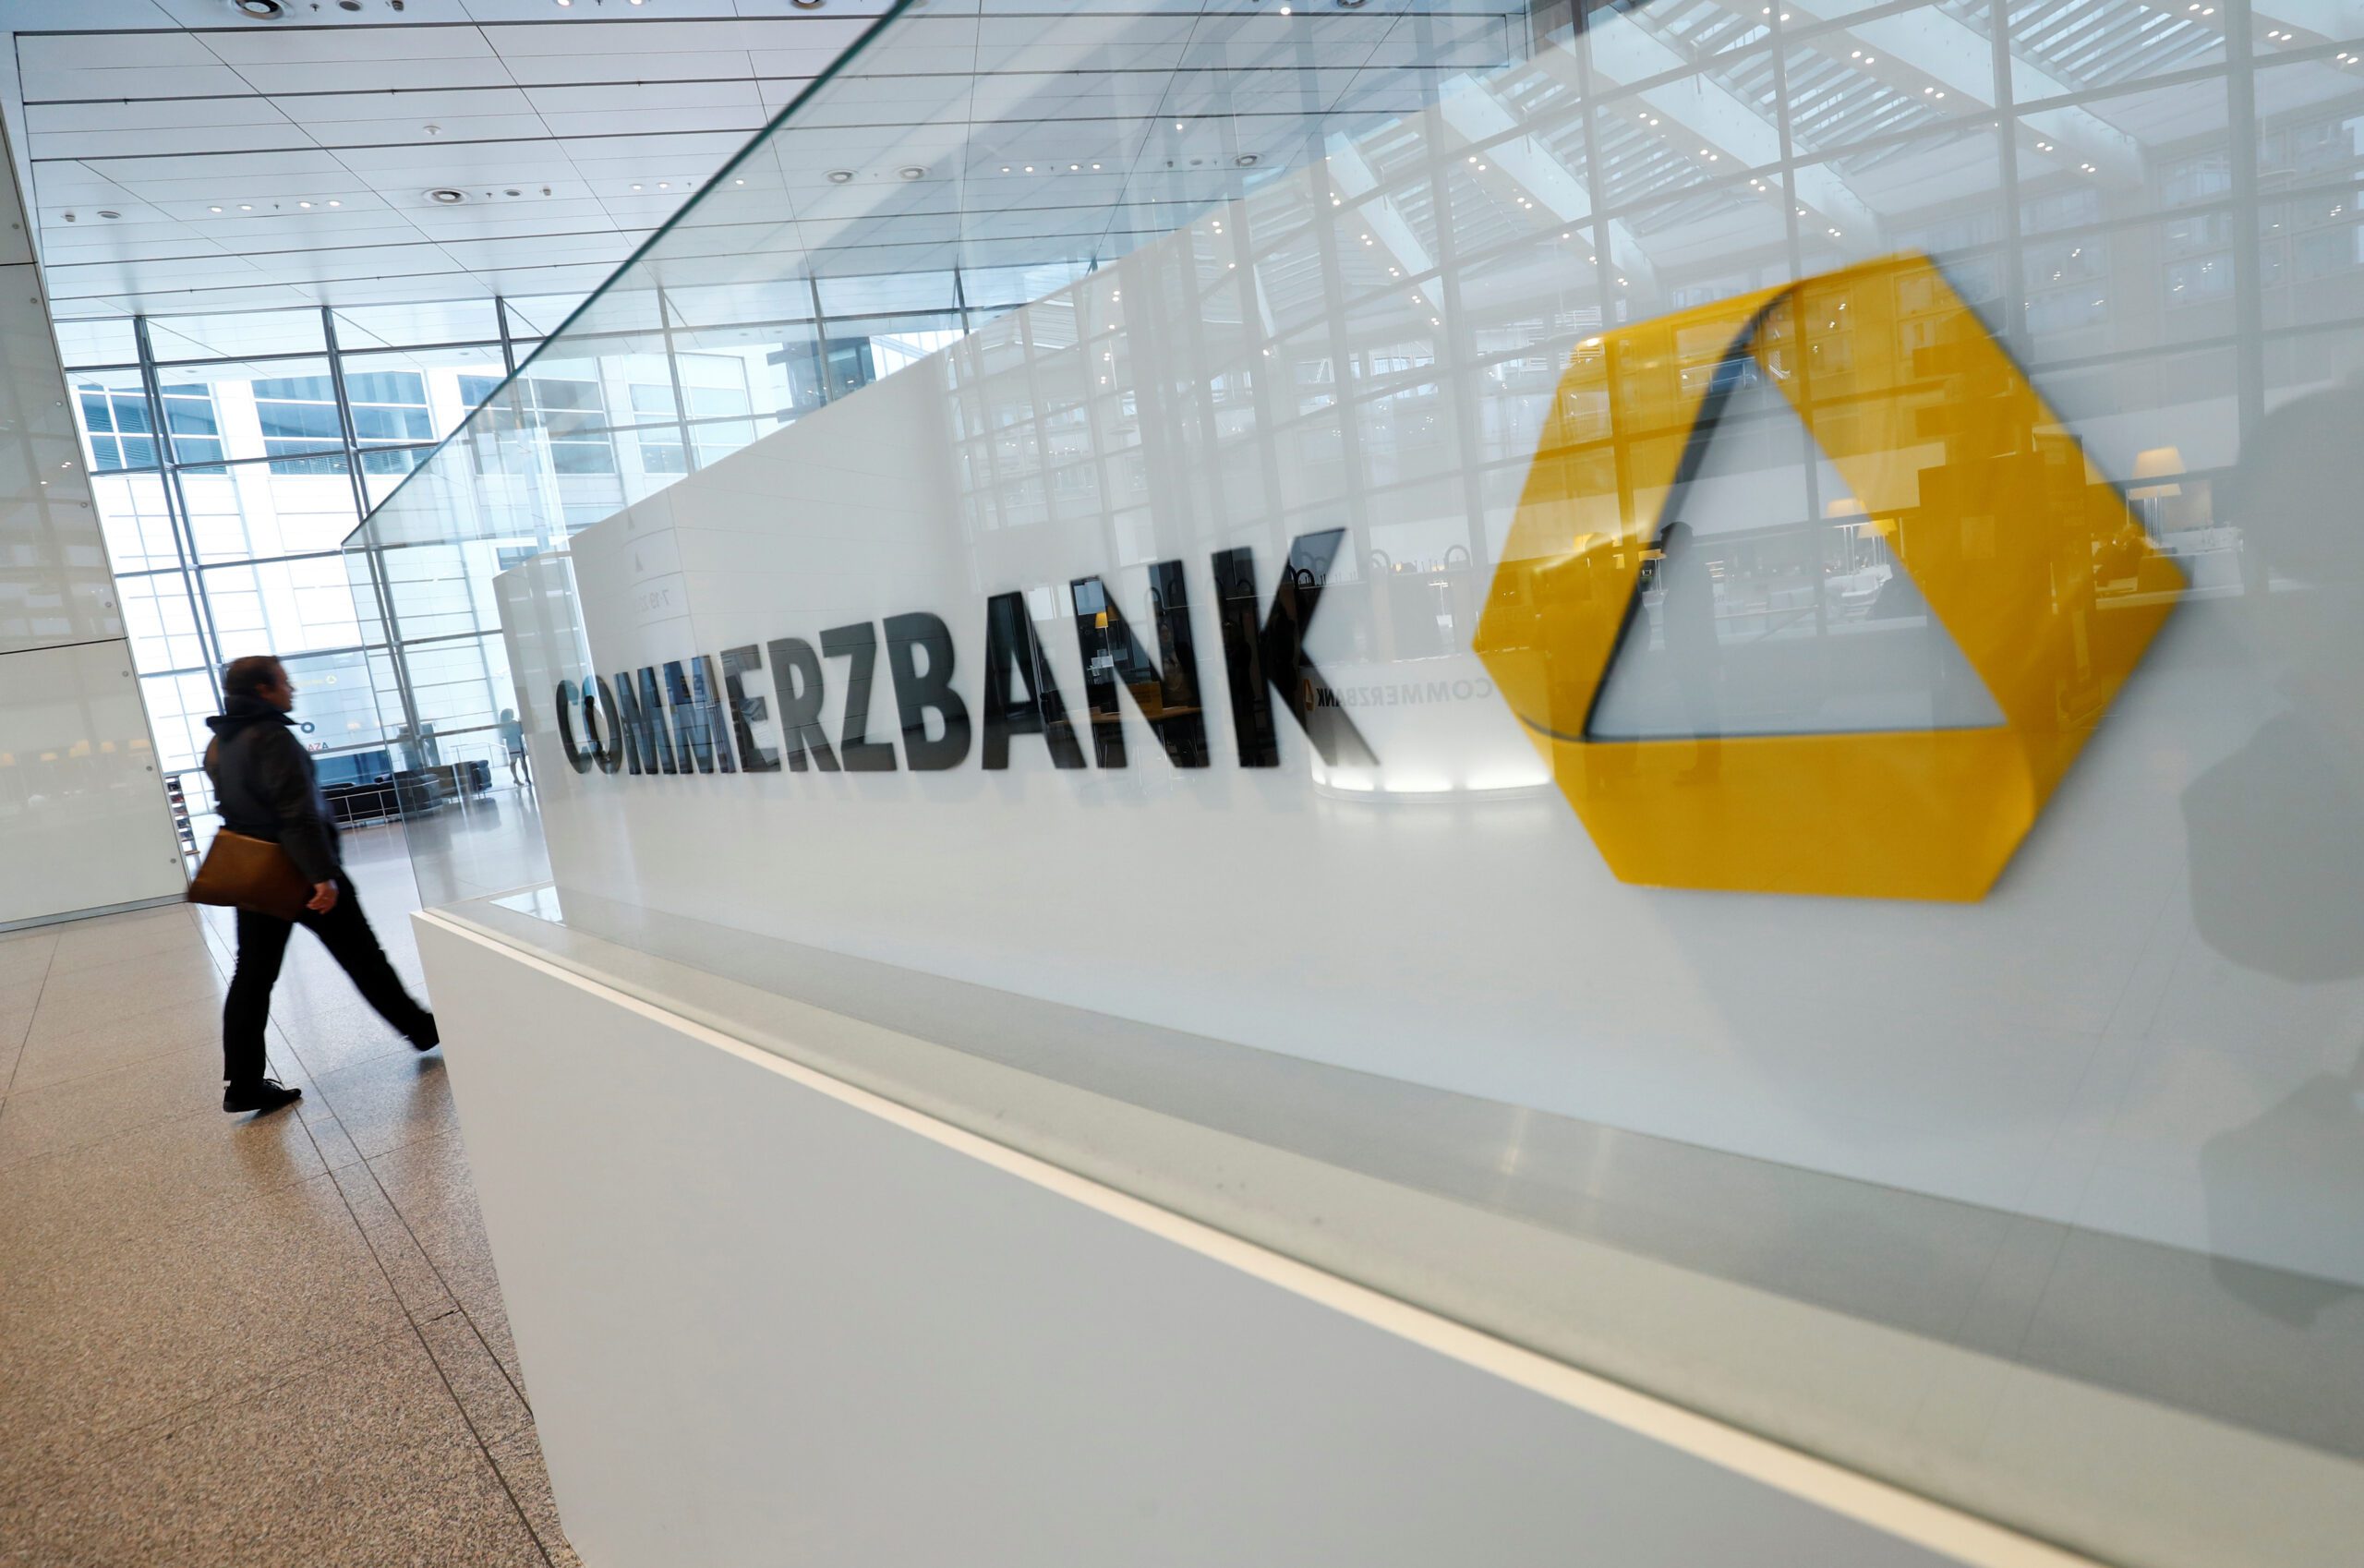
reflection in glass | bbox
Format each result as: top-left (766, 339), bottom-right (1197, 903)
top-left (1590, 361), bottom-right (2004, 739)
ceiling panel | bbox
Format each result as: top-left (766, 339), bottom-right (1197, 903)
top-left (473, 19), bottom-right (764, 55)
top-left (196, 23), bottom-right (502, 66)
top-left (16, 30), bottom-right (215, 72)
top-left (0, 1), bottom-right (890, 325)
top-left (230, 57), bottom-right (526, 94)
top-left (31, 64), bottom-right (257, 99)
top-left (271, 87), bottom-right (540, 124)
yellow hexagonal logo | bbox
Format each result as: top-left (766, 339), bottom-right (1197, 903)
top-left (1473, 253), bottom-right (2185, 901)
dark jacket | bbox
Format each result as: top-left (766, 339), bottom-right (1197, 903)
top-left (204, 695), bottom-right (340, 886)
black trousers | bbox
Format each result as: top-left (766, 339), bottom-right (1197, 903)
top-left (222, 874), bottom-right (430, 1086)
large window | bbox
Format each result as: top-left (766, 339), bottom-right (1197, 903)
top-left (75, 374), bottom-right (223, 470)
top-left (67, 275), bottom-right (1048, 829)
top-left (64, 305), bottom-right (518, 821)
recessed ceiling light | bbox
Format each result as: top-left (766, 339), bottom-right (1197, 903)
top-left (657, 181), bottom-right (670, 189)
top-left (239, 203), bottom-right (253, 211)
top-left (734, 177), bottom-right (744, 185)
top-left (426, 188), bottom-right (465, 204)
top-left (555, 0), bottom-right (571, 7)
top-left (210, 205), bottom-right (223, 213)
top-left (298, 200), bottom-right (312, 208)
top-left (826, 170), bottom-right (854, 184)
top-left (328, 199), bottom-right (341, 207)
top-left (899, 165), bottom-right (926, 180)
top-left (631, 183), bottom-right (643, 191)
top-left (1236, 153), bottom-right (1258, 166)
top-left (234, 0), bottom-right (286, 15)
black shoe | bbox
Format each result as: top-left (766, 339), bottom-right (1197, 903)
top-left (408, 1013), bottom-right (440, 1053)
top-left (223, 1080), bottom-right (303, 1115)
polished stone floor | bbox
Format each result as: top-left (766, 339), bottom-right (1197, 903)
top-left (0, 811), bottom-right (576, 1567)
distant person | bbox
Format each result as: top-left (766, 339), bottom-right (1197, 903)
top-left (498, 707), bottom-right (531, 786)
top-left (206, 656), bottom-right (438, 1116)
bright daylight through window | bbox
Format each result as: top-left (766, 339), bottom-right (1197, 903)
top-left (60, 268), bottom-right (1076, 838)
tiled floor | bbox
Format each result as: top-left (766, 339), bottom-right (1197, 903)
top-left (0, 815), bottom-right (578, 1567)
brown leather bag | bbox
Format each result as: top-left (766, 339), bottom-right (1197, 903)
top-left (187, 829), bottom-right (315, 923)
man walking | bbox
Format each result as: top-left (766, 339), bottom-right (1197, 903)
top-left (206, 656), bottom-right (438, 1115)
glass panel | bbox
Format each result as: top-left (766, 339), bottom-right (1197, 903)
top-left (959, 259), bottom-right (1094, 308)
top-left (153, 356), bottom-right (344, 464)
top-left (342, 344), bottom-right (509, 443)
top-left (404, 632), bottom-right (513, 736)
top-left (2017, 213), bottom-right (2243, 361)
top-left (138, 669), bottom-right (223, 777)
top-left (276, 647), bottom-right (392, 756)
top-left (663, 279), bottom-right (816, 327)
top-left (814, 270), bottom-right (959, 317)
top-left (198, 555), bottom-right (368, 657)
top-left (90, 473), bottom-right (183, 574)
top-left (672, 318), bottom-right (827, 426)
top-left (178, 453), bottom-right (359, 563)
top-left (349, 6), bottom-right (2364, 1563)
top-left (66, 369), bottom-right (162, 472)
top-left (115, 569), bottom-right (211, 676)
top-left (821, 310), bottom-right (966, 395)
top-left (359, 447), bottom-right (440, 501)
top-left (377, 540), bottom-right (504, 642)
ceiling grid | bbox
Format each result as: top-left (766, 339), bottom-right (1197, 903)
top-left (0, 0), bottom-right (886, 331)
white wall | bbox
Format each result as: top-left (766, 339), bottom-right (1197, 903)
top-left (0, 114), bottom-right (183, 926)
top-left (419, 912), bottom-right (2056, 1568)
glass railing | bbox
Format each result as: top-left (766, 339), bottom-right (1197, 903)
top-left (351, 2), bottom-right (2364, 1562)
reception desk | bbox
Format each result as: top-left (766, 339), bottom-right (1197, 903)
top-left (417, 900), bottom-right (2069, 1568)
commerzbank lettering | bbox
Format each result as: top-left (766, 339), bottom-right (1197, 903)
top-left (550, 529), bottom-right (1377, 779)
